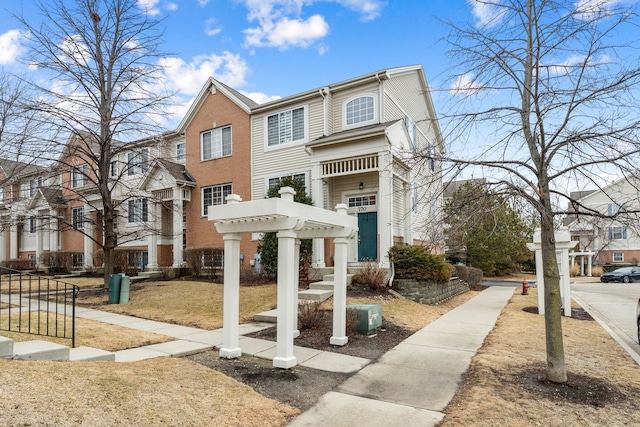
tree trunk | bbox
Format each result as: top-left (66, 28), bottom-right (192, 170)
top-left (539, 185), bottom-right (567, 383)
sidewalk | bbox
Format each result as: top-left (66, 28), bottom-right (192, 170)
top-left (288, 286), bottom-right (516, 427)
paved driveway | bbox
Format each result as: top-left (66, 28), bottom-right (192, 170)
top-left (572, 282), bottom-right (640, 364)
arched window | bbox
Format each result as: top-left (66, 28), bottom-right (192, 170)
top-left (345, 96), bottom-right (375, 125)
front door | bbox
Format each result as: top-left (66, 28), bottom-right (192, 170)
top-left (358, 212), bottom-right (378, 261)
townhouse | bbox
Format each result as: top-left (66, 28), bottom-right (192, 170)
top-left (0, 65), bottom-right (445, 272)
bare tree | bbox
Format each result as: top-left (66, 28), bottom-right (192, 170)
top-left (428, 0), bottom-right (640, 383)
top-left (16, 0), bottom-right (172, 286)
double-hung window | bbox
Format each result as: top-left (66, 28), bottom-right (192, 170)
top-left (267, 107), bottom-right (305, 147)
top-left (267, 173), bottom-right (307, 191)
top-left (607, 202), bottom-right (627, 216)
top-left (128, 198), bottom-right (148, 223)
top-left (29, 216), bottom-right (36, 234)
top-left (613, 252), bottom-right (624, 262)
top-left (72, 165), bottom-right (88, 188)
top-left (110, 160), bottom-right (118, 178)
top-left (608, 226), bottom-right (627, 240)
top-left (72, 207), bottom-right (84, 230)
top-left (176, 142), bottom-right (186, 161)
top-left (29, 177), bottom-right (43, 197)
top-left (201, 126), bottom-right (231, 160)
top-left (202, 184), bottom-right (232, 216)
top-left (127, 148), bottom-right (149, 176)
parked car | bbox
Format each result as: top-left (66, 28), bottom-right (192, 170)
top-left (599, 267), bottom-right (640, 283)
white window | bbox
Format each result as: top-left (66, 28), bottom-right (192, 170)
top-left (202, 184), bottom-right (232, 216)
top-left (176, 142), bottom-right (186, 161)
top-left (348, 195), bottom-right (377, 208)
top-left (267, 107), bottom-right (306, 147)
top-left (201, 126), bottom-right (231, 161)
top-left (128, 198), bottom-right (148, 223)
top-left (72, 253), bottom-right (84, 268)
top-left (29, 177), bottom-right (43, 197)
top-left (110, 160), bottom-right (118, 177)
top-left (0, 187), bottom-right (4, 203)
top-left (267, 172), bottom-right (308, 191)
top-left (29, 216), bottom-right (36, 234)
top-left (72, 207), bottom-right (84, 230)
top-left (608, 202), bottom-right (626, 216)
top-left (346, 96), bottom-right (375, 126)
top-left (608, 226), bottom-right (627, 240)
top-left (72, 165), bottom-right (88, 188)
top-left (127, 148), bottom-right (149, 176)
top-left (412, 183), bottom-right (418, 213)
top-left (405, 116), bottom-right (417, 148)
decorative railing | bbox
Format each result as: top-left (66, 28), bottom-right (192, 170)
top-left (0, 267), bottom-right (79, 347)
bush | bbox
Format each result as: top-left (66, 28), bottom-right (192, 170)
top-left (467, 267), bottom-right (483, 287)
top-left (40, 251), bottom-right (74, 274)
top-left (351, 259), bottom-right (389, 292)
top-left (452, 265), bottom-right (470, 282)
top-left (1, 259), bottom-right (35, 271)
top-left (591, 265), bottom-right (603, 277)
top-left (298, 301), bottom-right (327, 331)
top-left (569, 264), bottom-right (580, 277)
top-left (184, 247), bottom-right (224, 279)
top-left (388, 245), bottom-right (454, 282)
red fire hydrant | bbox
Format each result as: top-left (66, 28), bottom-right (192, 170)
top-left (522, 279), bottom-right (530, 295)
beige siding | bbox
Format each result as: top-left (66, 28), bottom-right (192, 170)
top-left (331, 82), bottom-right (379, 133)
top-left (330, 172), bottom-right (378, 208)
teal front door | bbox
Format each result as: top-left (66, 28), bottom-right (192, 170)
top-left (358, 212), bottom-right (378, 261)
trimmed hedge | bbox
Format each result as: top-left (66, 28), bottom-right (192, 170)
top-left (389, 245), bottom-right (453, 282)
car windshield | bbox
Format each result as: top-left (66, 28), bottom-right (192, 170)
top-left (612, 268), bottom-right (634, 274)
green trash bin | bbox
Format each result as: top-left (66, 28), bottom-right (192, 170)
top-left (119, 275), bottom-right (131, 304)
top-left (108, 274), bottom-right (122, 304)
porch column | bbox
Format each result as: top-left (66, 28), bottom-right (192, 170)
top-left (0, 221), bottom-right (6, 261)
top-left (274, 228), bottom-right (298, 369)
top-left (311, 163), bottom-right (326, 268)
top-left (83, 207), bottom-right (94, 269)
top-left (10, 215), bottom-right (18, 259)
top-left (36, 215), bottom-right (44, 268)
top-left (293, 239), bottom-right (301, 338)
top-left (147, 200), bottom-right (158, 270)
top-left (587, 255), bottom-right (593, 277)
top-left (172, 188), bottom-right (183, 268)
top-left (220, 231), bottom-right (242, 359)
top-left (49, 211), bottom-right (58, 251)
top-left (378, 151), bottom-right (393, 267)
top-left (330, 235), bottom-right (349, 346)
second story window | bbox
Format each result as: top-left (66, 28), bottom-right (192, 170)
top-left (176, 142), bottom-right (186, 161)
top-left (608, 202), bottom-right (626, 216)
top-left (608, 226), bottom-right (627, 240)
top-left (127, 148), bottom-right (149, 176)
top-left (72, 207), bottom-right (84, 230)
top-left (346, 96), bottom-right (375, 126)
top-left (267, 107), bottom-right (305, 147)
top-left (29, 216), bottom-right (36, 234)
top-left (128, 198), bottom-right (148, 223)
top-left (110, 160), bottom-right (118, 178)
top-left (201, 126), bottom-right (231, 161)
top-left (72, 165), bottom-right (88, 188)
top-left (29, 176), bottom-right (43, 197)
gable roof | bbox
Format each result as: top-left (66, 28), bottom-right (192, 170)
top-left (0, 158), bottom-right (46, 181)
top-left (28, 186), bottom-right (66, 210)
top-left (138, 159), bottom-right (196, 191)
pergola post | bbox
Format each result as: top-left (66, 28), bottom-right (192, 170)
top-left (293, 238), bottom-right (301, 338)
top-left (274, 229), bottom-right (298, 369)
top-left (331, 236), bottom-right (349, 345)
top-left (220, 232), bottom-right (242, 359)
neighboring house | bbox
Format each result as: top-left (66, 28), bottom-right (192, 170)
top-left (565, 176), bottom-right (640, 266)
top-left (0, 65), bottom-right (445, 272)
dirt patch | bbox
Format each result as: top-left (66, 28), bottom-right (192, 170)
top-left (522, 305), bottom-right (594, 321)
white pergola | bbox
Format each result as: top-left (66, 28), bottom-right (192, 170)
top-left (208, 187), bottom-right (357, 369)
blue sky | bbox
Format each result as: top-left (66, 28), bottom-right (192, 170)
top-left (0, 0), bottom-right (472, 126)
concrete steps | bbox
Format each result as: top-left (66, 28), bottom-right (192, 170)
top-left (0, 337), bottom-right (115, 362)
top-left (254, 271), bottom-right (355, 323)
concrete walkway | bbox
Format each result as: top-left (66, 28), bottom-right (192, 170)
top-left (288, 286), bottom-right (515, 427)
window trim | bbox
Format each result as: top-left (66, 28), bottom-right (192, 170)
top-left (201, 126), bottom-right (232, 161)
top-left (613, 252), bottom-right (624, 262)
top-left (608, 225), bottom-right (627, 240)
top-left (127, 148), bottom-right (149, 176)
top-left (28, 216), bottom-right (36, 234)
top-left (201, 183), bottom-right (233, 217)
top-left (72, 164), bottom-right (88, 188)
top-left (72, 207), bottom-right (84, 230)
top-left (176, 142), bottom-right (186, 161)
top-left (110, 160), bottom-right (118, 178)
top-left (127, 198), bottom-right (149, 224)
top-left (265, 172), bottom-right (309, 194)
top-left (344, 94), bottom-right (377, 129)
top-left (265, 105), bottom-right (308, 149)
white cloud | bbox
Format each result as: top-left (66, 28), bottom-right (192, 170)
top-left (57, 35), bottom-right (90, 66)
top-left (166, 3), bottom-right (178, 11)
top-left (468, 0), bottom-right (507, 28)
top-left (449, 73), bottom-right (484, 96)
top-left (205, 18), bottom-right (223, 36)
top-left (574, 0), bottom-right (622, 19)
top-left (158, 52), bottom-right (250, 95)
top-left (244, 14), bottom-right (329, 49)
top-left (0, 30), bottom-right (26, 65)
top-left (239, 90), bottom-right (281, 104)
top-left (331, 0), bottom-right (385, 21)
top-left (138, 0), bottom-right (161, 15)
top-left (198, 0), bottom-right (211, 5)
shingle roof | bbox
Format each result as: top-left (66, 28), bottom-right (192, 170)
top-left (0, 158), bottom-right (46, 180)
top-left (157, 159), bottom-right (196, 183)
top-left (39, 187), bottom-right (66, 207)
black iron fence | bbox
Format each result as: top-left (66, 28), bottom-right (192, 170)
top-left (0, 267), bottom-right (79, 347)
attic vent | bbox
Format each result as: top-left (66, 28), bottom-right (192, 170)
top-left (321, 155), bottom-right (379, 178)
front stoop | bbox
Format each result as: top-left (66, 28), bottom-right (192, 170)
top-left (69, 346), bottom-right (116, 361)
top-left (298, 289), bottom-right (334, 301)
top-left (12, 340), bottom-right (70, 361)
top-left (254, 309), bottom-right (278, 323)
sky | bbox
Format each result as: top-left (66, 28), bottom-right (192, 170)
top-left (0, 0), bottom-right (474, 127)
